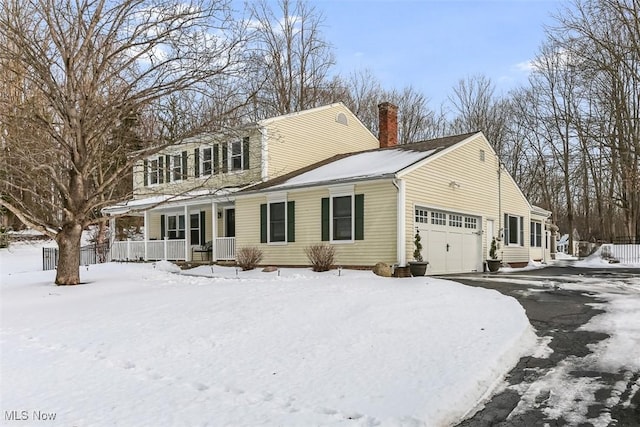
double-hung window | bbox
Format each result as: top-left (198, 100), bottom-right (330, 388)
top-left (260, 195), bottom-right (295, 244)
top-left (504, 214), bottom-right (524, 246)
top-left (223, 137), bottom-right (249, 172)
top-left (231, 140), bottom-right (242, 171)
top-left (202, 147), bottom-right (213, 176)
top-left (530, 221), bottom-right (543, 247)
top-left (321, 187), bottom-right (364, 243)
top-left (149, 159), bottom-right (159, 185)
top-left (332, 196), bottom-right (353, 240)
top-left (144, 156), bottom-right (164, 186)
top-left (172, 154), bottom-right (183, 181)
top-left (269, 202), bottom-right (286, 243)
top-left (167, 215), bottom-right (185, 240)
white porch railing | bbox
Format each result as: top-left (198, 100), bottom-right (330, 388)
top-left (216, 237), bottom-right (236, 261)
top-left (111, 238), bottom-right (235, 261)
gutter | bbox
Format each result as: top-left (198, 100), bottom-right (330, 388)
top-left (237, 174), bottom-right (397, 197)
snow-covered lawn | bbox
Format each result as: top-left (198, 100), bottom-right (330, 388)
top-left (0, 242), bottom-right (538, 427)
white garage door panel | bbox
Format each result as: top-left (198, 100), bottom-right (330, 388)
top-left (416, 208), bottom-right (481, 274)
top-left (447, 232), bottom-right (464, 273)
top-left (426, 230), bottom-right (447, 275)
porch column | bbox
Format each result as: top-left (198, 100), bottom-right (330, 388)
top-left (143, 210), bottom-right (149, 261)
top-left (184, 205), bottom-right (191, 261)
top-left (211, 201), bottom-right (218, 261)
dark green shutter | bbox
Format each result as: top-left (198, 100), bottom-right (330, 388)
top-left (355, 194), bottom-right (364, 240)
top-left (260, 204), bottom-right (267, 243)
top-left (222, 143), bottom-right (228, 173)
top-left (287, 201), bottom-right (295, 242)
top-left (200, 211), bottom-right (206, 244)
top-left (160, 215), bottom-right (166, 239)
top-left (213, 144), bottom-right (220, 175)
top-left (243, 137), bottom-right (250, 170)
top-left (143, 160), bottom-right (148, 186)
top-left (165, 154), bottom-right (171, 182)
top-left (158, 156), bottom-right (164, 183)
top-left (321, 198), bottom-right (329, 241)
top-left (520, 216), bottom-right (524, 246)
top-left (503, 213), bottom-right (508, 243)
top-left (181, 151), bottom-right (187, 179)
top-left (194, 149), bottom-right (200, 177)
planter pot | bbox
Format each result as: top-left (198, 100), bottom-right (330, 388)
top-left (487, 259), bottom-right (501, 273)
top-left (408, 261), bottom-right (429, 277)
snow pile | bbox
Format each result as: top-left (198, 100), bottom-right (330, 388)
top-left (153, 260), bottom-right (182, 273)
top-left (572, 243), bottom-right (640, 267)
top-left (1, 244), bottom-right (537, 427)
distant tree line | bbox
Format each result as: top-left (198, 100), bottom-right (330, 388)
top-left (1, 0), bottom-right (637, 284)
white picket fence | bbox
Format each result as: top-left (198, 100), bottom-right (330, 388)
top-left (111, 238), bottom-right (235, 261)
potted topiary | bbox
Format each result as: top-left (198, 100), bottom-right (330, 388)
top-left (408, 230), bottom-right (429, 276)
top-left (487, 237), bottom-right (501, 272)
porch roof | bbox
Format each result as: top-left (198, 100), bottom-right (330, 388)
top-left (102, 188), bottom-right (239, 216)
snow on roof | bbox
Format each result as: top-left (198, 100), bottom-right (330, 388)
top-left (102, 188), bottom-right (238, 215)
top-left (270, 148), bottom-right (433, 190)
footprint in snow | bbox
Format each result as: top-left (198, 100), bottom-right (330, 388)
top-left (192, 382), bottom-right (209, 391)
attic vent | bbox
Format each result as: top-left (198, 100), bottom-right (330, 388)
top-left (336, 112), bottom-right (348, 126)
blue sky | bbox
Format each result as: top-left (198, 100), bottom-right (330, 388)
top-left (314, 0), bottom-right (564, 107)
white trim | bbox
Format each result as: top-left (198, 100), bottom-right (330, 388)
top-left (260, 127), bottom-right (268, 181)
top-left (328, 184), bottom-right (354, 197)
top-left (530, 220), bottom-right (543, 248)
top-left (267, 192), bottom-right (287, 203)
top-left (266, 197), bottom-right (288, 244)
top-left (146, 157), bottom-right (161, 186)
top-left (329, 192), bottom-right (355, 244)
top-left (211, 201), bottom-right (218, 261)
top-left (504, 213), bottom-right (524, 246)
top-left (170, 153), bottom-right (184, 183)
top-left (198, 146), bottom-right (214, 179)
top-left (395, 179), bottom-right (406, 267)
top-left (143, 210), bottom-right (149, 260)
top-left (184, 205), bottom-right (190, 261)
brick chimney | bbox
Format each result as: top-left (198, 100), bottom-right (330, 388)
top-left (378, 102), bottom-right (398, 148)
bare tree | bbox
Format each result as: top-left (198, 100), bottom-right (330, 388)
top-left (448, 74), bottom-right (511, 157)
top-left (248, 0), bottom-right (335, 116)
top-left (0, 0), bottom-right (248, 285)
top-left (548, 0), bottom-right (640, 239)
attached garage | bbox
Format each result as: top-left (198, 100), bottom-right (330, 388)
top-left (414, 207), bottom-right (482, 274)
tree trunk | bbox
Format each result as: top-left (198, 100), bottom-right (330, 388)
top-left (55, 222), bottom-right (83, 285)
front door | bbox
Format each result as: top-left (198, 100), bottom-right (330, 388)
top-left (225, 209), bottom-right (235, 237)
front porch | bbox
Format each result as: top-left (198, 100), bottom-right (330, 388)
top-left (111, 237), bottom-right (235, 262)
top-left (104, 191), bottom-right (237, 263)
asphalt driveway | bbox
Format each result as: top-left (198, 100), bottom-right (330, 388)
top-left (448, 266), bottom-right (640, 426)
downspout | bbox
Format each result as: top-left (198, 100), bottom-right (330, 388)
top-left (393, 178), bottom-right (406, 267)
top-left (498, 161), bottom-right (502, 259)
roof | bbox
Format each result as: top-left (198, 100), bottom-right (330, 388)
top-left (531, 205), bottom-right (552, 217)
top-left (102, 188), bottom-right (239, 215)
top-left (241, 132), bottom-right (478, 193)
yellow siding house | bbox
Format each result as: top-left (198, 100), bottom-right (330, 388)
top-left (236, 131), bottom-right (551, 274)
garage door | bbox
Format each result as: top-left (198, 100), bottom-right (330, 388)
top-left (415, 208), bottom-right (481, 274)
